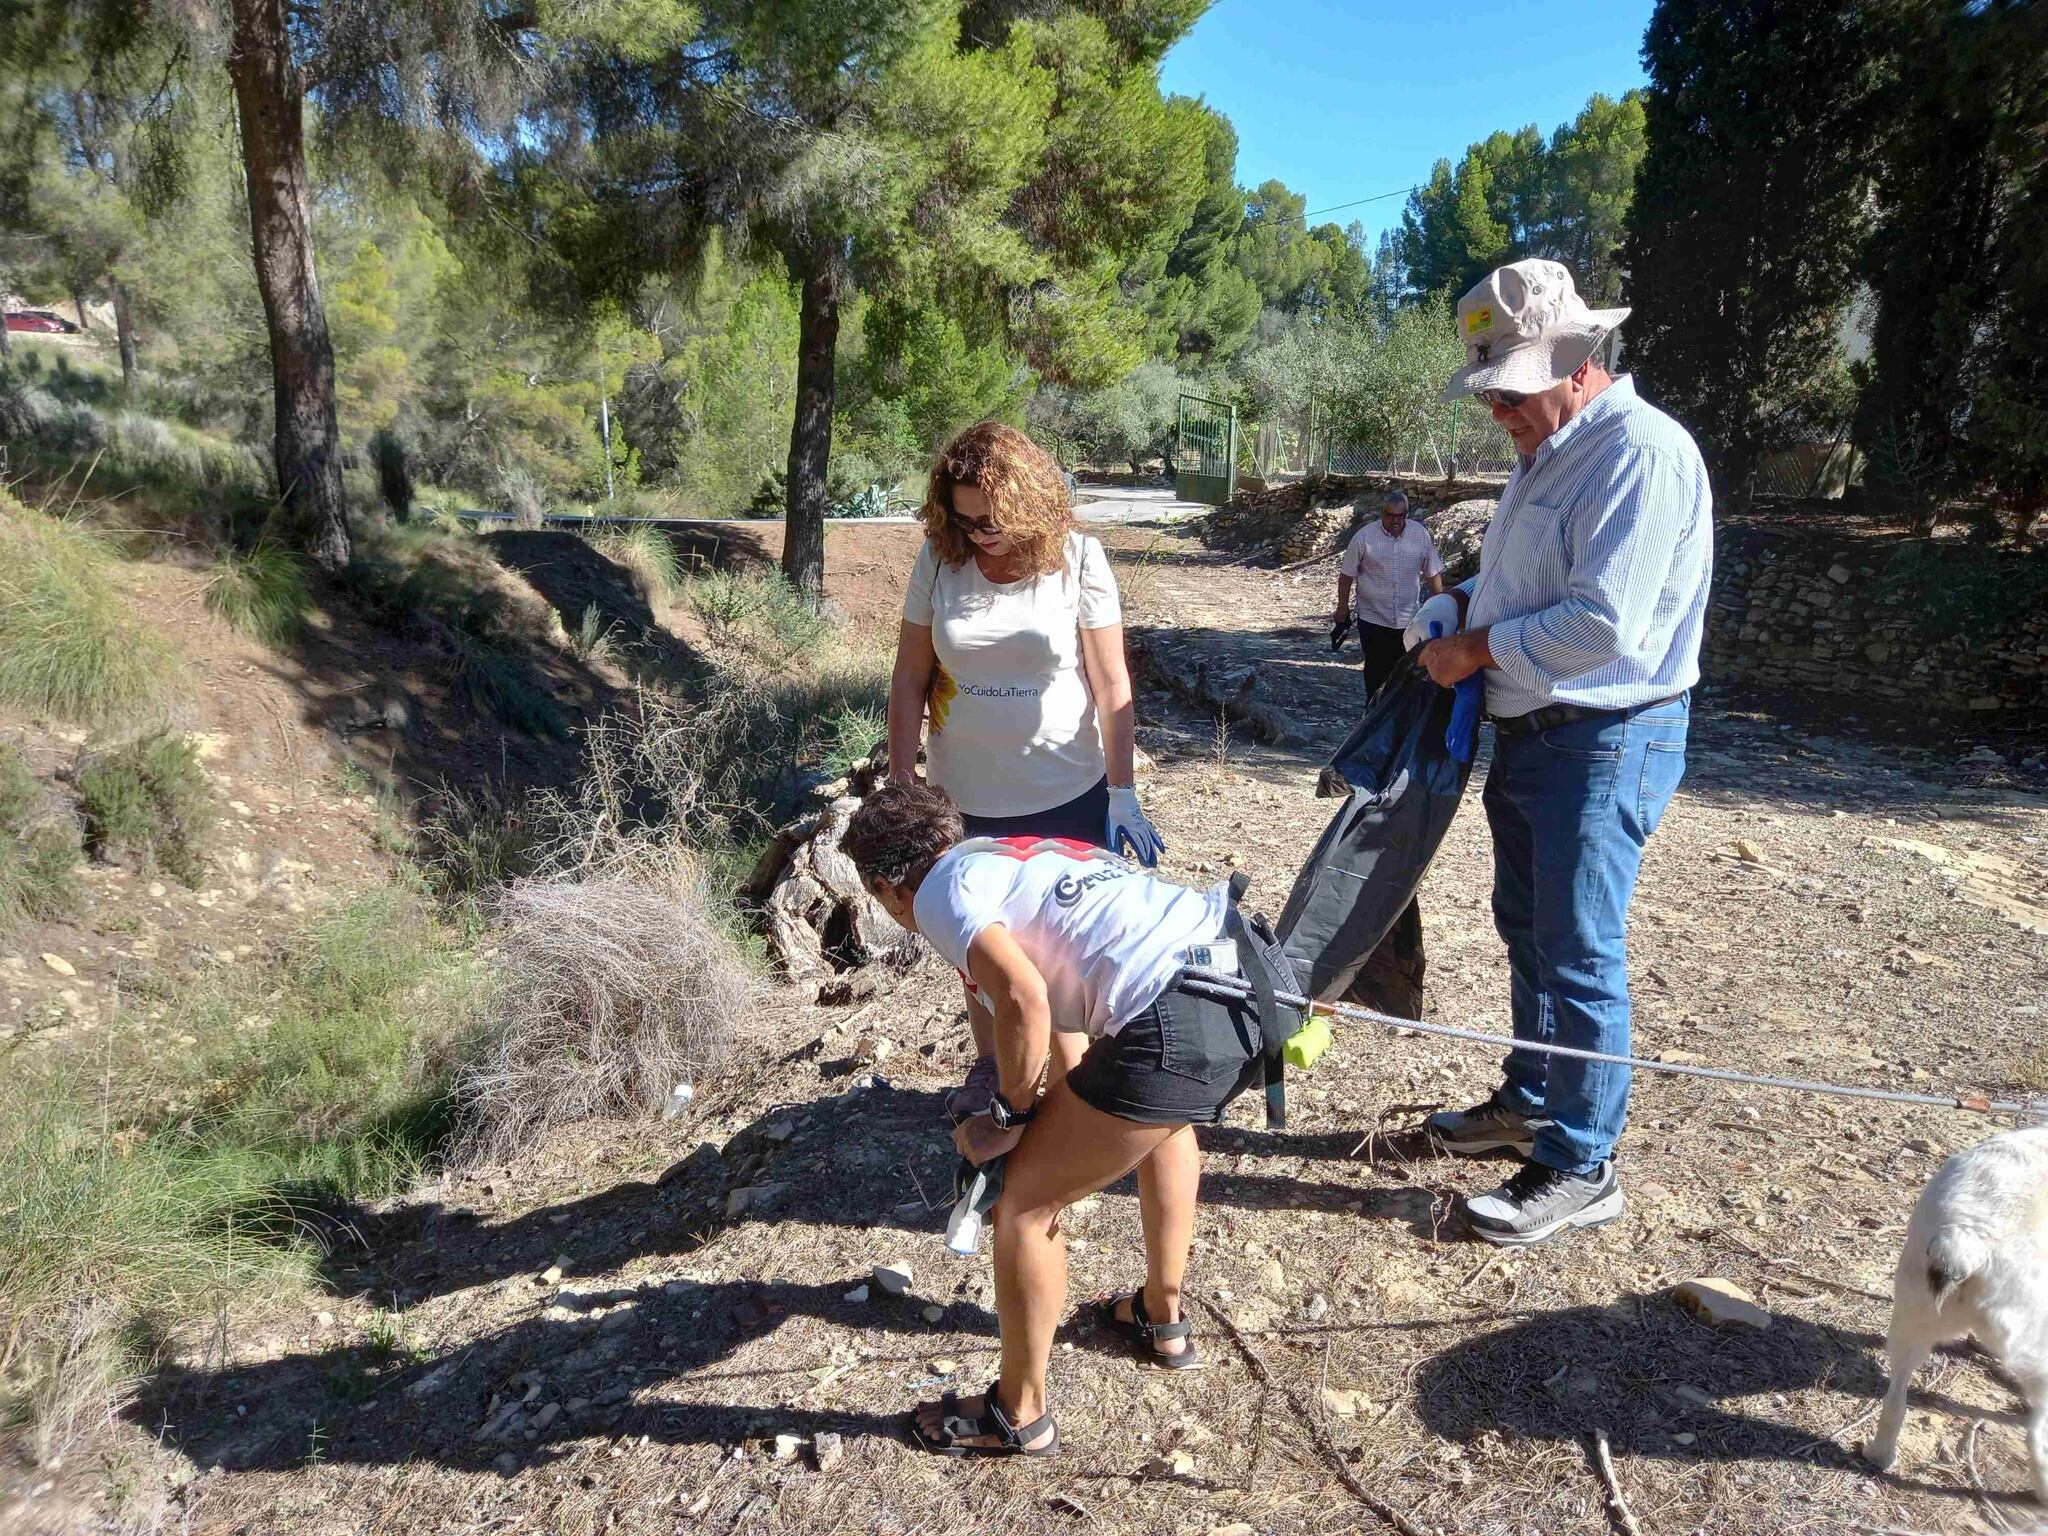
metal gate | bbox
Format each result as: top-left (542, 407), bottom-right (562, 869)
top-left (1174, 394), bottom-right (1237, 505)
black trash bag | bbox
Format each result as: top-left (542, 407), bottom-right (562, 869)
top-left (1276, 651), bottom-right (1478, 1003)
top-left (1343, 895), bottom-right (1426, 1019)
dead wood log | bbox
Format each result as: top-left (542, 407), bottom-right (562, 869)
top-left (747, 757), bottom-right (921, 980)
top-left (1128, 632), bottom-right (1307, 749)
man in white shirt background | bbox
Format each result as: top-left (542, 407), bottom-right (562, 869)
top-left (1331, 489), bottom-right (1446, 695)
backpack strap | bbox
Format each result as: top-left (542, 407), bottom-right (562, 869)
top-left (1221, 870), bottom-right (1304, 1130)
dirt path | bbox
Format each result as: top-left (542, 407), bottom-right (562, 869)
top-left (135, 524), bottom-right (2047, 1536)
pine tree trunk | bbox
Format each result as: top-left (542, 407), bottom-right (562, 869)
top-left (781, 238), bottom-right (839, 607)
top-left (71, 286), bottom-right (91, 333)
top-left (227, 0), bottom-right (350, 571)
top-left (111, 280), bottom-right (138, 396)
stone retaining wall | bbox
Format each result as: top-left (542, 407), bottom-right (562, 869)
top-left (1705, 528), bottom-right (2047, 719)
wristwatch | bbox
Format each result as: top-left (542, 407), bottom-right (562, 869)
top-left (988, 1091), bottom-right (1036, 1131)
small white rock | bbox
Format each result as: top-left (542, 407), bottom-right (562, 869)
top-left (812, 1431), bottom-right (844, 1471)
top-left (921, 1304), bottom-right (945, 1323)
top-left (842, 1285), bottom-right (869, 1303)
top-left (773, 1433), bottom-right (802, 1462)
top-left (873, 1262), bottom-right (913, 1296)
top-left (1672, 1278), bottom-right (1772, 1330)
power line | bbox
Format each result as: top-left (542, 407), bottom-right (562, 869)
top-left (1301, 185), bottom-right (1421, 220)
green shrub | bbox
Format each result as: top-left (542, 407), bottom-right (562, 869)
top-left (204, 541), bottom-right (312, 646)
top-left (449, 629), bottom-right (567, 740)
top-left (0, 494), bottom-right (176, 724)
top-left (572, 602), bottom-right (618, 662)
top-left (821, 703), bottom-right (886, 777)
top-left (414, 786), bottom-right (544, 922)
top-left (685, 567), bottom-right (829, 670)
top-left (75, 730), bottom-right (214, 887)
top-left (0, 1068), bottom-right (303, 1463)
top-left (166, 886), bottom-right (488, 1174)
top-left (0, 743), bottom-right (84, 937)
top-left (0, 886), bottom-right (489, 1458)
top-left (591, 520), bottom-right (681, 605)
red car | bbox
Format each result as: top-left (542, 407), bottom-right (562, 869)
top-left (5, 311), bottom-right (74, 334)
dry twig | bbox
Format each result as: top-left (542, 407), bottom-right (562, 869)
top-left (1198, 1297), bottom-right (1437, 1536)
top-left (1590, 1427), bottom-right (1646, 1536)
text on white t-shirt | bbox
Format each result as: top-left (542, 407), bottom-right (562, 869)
top-left (902, 532), bottom-right (1122, 819)
top-left (913, 838), bottom-right (1230, 1038)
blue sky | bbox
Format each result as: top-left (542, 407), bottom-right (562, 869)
top-left (1159, 0), bottom-right (1655, 246)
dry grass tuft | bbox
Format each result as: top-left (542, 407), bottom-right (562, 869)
top-left (0, 491), bottom-right (176, 724)
top-left (452, 864), bottom-right (756, 1167)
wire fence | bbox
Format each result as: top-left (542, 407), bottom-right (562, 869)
top-left (1247, 408), bottom-right (1863, 500)
top-left (1244, 398), bottom-right (1520, 486)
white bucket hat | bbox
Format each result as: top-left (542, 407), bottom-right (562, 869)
top-left (1440, 259), bottom-right (1630, 401)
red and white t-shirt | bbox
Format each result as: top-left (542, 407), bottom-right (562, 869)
top-left (913, 837), bottom-right (1230, 1038)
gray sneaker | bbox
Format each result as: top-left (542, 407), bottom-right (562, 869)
top-left (1425, 1092), bottom-right (1551, 1156)
top-left (1464, 1160), bottom-right (1625, 1247)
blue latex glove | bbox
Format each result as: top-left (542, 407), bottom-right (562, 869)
top-left (1421, 613), bottom-right (1485, 766)
top-left (1106, 786), bottom-right (1164, 866)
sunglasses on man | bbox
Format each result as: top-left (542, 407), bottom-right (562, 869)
top-left (1478, 387), bottom-right (1529, 410)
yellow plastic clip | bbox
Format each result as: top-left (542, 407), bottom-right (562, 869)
top-left (1282, 1012), bottom-right (1333, 1072)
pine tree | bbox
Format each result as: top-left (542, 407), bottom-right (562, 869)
top-left (1623, 0), bottom-right (1880, 509)
top-left (1856, 0), bottom-right (2048, 530)
top-left (541, 2), bottom-right (1211, 602)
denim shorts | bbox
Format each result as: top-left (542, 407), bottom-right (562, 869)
top-left (1066, 985), bottom-right (1264, 1127)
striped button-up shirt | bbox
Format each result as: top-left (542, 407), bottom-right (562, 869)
top-left (1465, 375), bottom-right (1713, 718)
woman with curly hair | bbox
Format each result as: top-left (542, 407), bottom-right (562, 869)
top-left (887, 420), bottom-right (1164, 1112)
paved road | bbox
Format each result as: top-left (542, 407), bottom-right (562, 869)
top-left (458, 484), bottom-right (1212, 533)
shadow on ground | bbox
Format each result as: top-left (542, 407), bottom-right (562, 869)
top-left (131, 1077), bottom-right (1965, 1497)
top-left (480, 530), bottom-right (702, 686)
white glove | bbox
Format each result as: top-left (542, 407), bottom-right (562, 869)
top-left (1404, 592), bottom-right (1463, 650)
top-left (1105, 786), bottom-right (1164, 867)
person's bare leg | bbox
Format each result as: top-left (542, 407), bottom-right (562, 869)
top-left (1117, 1125), bottom-right (1198, 1357)
top-left (1048, 1029), bottom-right (1087, 1087)
top-left (964, 981), bottom-right (993, 1059)
top-left (914, 1084), bottom-right (1176, 1449)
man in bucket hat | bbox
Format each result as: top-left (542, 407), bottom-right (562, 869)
top-left (1411, 259), bottom-right (1713, 1247)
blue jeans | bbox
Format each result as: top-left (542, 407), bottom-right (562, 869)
top-left (1482, 694), bottom-right (1689, 1176)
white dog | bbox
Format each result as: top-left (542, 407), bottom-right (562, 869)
top-left (1864, 1123), bottom-right (2048, 1504)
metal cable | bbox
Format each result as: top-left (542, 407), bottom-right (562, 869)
top-left (1175, 969), bottom-right (2042, 1121)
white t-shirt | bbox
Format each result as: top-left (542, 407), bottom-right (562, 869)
top-left (914, 838), bottom-right (1231, 1038)
top-left (902, 532), bottom-right (1122, 819)
top-left (1339, 520), bottom-right (1444, 628)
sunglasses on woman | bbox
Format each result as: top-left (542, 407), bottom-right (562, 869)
top-left (953, 508), bottom-right (1001, 536)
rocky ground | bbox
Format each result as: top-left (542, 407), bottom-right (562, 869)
top-left (12, 521), bottom-right (2048, 1536)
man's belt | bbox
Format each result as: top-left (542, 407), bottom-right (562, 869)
top-left (1489, 693), bottom-right (1683, 738)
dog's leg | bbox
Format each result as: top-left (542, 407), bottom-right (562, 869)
top-left (1865, 1334), bottom-right (1932, 1471)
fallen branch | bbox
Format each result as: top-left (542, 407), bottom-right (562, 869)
top-left (1590, 1428), bottom-right (1645, 1536)
top-left (1198, 1297), bottom-right (1436, 1536)
top-left (1714, 1233), bottom-right (1891, 1304)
